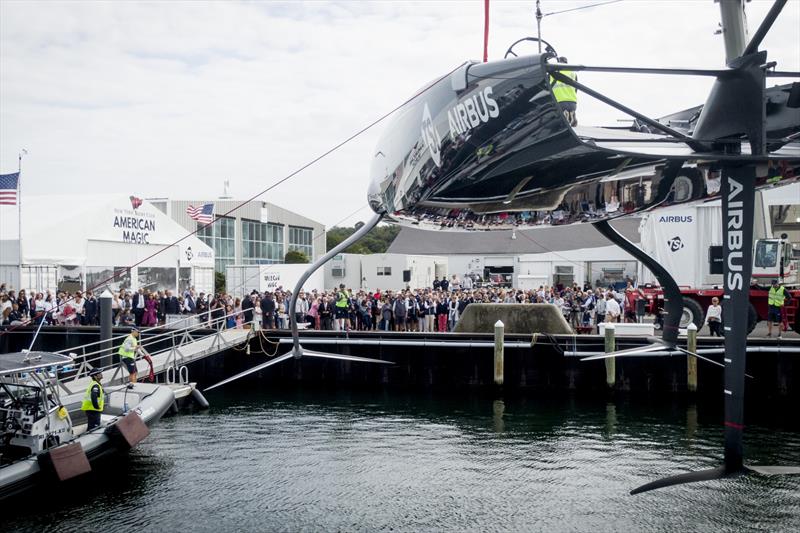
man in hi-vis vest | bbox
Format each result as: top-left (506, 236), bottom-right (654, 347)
top-left (767, 279), bottom-right (788, 339)
top-left (118, 327), bottom-right (141, 388)
top-left (81, 367), bottom-right (105, 430)
top-left (550, 56), bottom-right (578, 127)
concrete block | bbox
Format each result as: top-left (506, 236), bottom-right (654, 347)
top-left (454, 304), bottom-right (573, 334)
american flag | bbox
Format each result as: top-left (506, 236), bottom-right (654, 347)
top-left (186, 202), bottom-right (214, 224)
top-left (0, 172), bottom-right (19, 206)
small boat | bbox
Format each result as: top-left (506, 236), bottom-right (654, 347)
top-left (0, 351), bottom-right (173, 500)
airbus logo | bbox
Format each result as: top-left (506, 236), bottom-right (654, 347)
top-left (667, 236), bottom-right (684, 252)
top-left (421, 103), bottom-right (442, 167)
top-left (447, 86), bottom-right (500, 135)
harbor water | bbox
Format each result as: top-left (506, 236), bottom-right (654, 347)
top-left (5, 389), bottom-right (800, 532)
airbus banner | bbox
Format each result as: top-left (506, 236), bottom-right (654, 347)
top-left (640, 209), bottom-right (697, 286)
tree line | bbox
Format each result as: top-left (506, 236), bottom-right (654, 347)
top-left (326, 223), bottom-right (401, 254)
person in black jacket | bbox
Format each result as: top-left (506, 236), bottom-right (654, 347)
top-left (436, 297), bottom-right (449, 332)
top-left (318, 295), bottom-right (334, 330)
top-left (84, 291), bottom-right (98, 325)
top-left (261, 292), bottom-right (276, 329)
top-left (164, 290), bottom-right (180, 315)
top-left (132, 289), bottom-right (146, 326)
top-left (242, 292), bottom-right (255, 325)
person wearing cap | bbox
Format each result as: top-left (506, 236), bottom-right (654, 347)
top-left (118, 327), bottom-right (141, 386)
top-left (81, 368), bottom-right (105, 430)
top-left (767, 279), bottom-right (788, 339)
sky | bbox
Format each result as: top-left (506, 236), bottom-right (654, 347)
top-left (1, 0), bottom-right (798, 229)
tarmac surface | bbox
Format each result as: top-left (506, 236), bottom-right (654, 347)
top-left (701, 321), bottom-right (799, 339)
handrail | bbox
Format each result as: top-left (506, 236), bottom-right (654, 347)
top-left (57, 308), bottom-right (250, 370)
top-left (49, 308), bottom-right (231, 354)
top-left (54, 308), bottom-right (243, 359)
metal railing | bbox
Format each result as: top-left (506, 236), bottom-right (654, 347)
top-left (54, 309), bottom-right (252, 391)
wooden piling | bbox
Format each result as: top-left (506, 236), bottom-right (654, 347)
top-left (604, 324), bottom-right (616, 389)
top-left (494, 320), bottom-right (504, 386)
top-left (687, 323), bottom-right (698, 392)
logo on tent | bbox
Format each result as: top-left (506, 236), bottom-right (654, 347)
top-left (667, 236), bottom-right (684, 252)
top-left (130, 196), bottom-right (143, 210)
top-left (185, 246), bottom-right (193, 262)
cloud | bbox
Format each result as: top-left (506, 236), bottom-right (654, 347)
top-left (1, 0), bottom-right (798, 228)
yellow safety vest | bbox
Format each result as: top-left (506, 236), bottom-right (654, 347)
top-left (335, 293), bottom-right (348, 308)
top-left (81, 381), bottom-right (104, 412)
top-left (550, 71), bottom-right (578, 103)
top-left (118, 334), bottom-right (137, 359)
top-left (768, 286), bottom-right (786, 307)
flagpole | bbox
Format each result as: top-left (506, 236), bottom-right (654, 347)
top-left (18, 149), bottom-right (26, 292)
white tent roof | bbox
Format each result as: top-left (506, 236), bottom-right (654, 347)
top-left (1, 194), bottom-right (213, 268)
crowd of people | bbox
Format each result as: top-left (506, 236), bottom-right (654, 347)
top-left (1, 276), bottom-right (649, 333)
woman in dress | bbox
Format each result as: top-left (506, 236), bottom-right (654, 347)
top-left (16, 290), bottom-right (29, 320)
top-left (225, 304), bottom-right (236, 329)
top-left (254, 297), bottom-right (263, 327)
top-left (308, 296), bottom-right (320, 330)
top-left (276, 297), bottom-right (287, 329)
top-left (142, 293), bottom-right (158, 327)
top-left (234, 298), bottom-right (243, 328)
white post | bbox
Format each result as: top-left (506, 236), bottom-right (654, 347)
top-left (687, 323), bottom-right (698, 392)
top-left (604, 323), bottom-right (616, 389)
top-left (494, 319), bottom-right (504, 386)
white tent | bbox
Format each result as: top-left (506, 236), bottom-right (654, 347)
top-left (0, 194), bottom-right (214, 294)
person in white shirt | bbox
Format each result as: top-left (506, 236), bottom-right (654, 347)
top-left (72, 292), bottom-right (85, 324)
top-left (604, 292), bottom-right (621, 322)
top-left (704, 296), bottom-right (723, 337)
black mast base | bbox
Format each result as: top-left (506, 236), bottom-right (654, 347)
top-left (631, 464), bottom-right (800, 495)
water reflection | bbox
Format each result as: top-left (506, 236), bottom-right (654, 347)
top-left (5, 390), bottom-right (800, 532)
top-left (492, 399), bottom-right (505, 433)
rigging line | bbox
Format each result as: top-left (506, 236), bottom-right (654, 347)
top-left (542, 0), bottom-right (624, 18)
top-left (224, 204), bottom-right (370, 298)
top-left (93, 63), bottom-right (462, 295)
top-left (2, 63), bottom-right (462, 339)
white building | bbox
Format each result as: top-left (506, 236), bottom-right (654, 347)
top-left (227, 264), bottom-right (325, 295)
top-left (0, 195), bottom-right (215, 295)
top-left (148, 198), bottom-right (326, 275)
top-left (325, 253), bottom-right (448, 291)
top-left (387, 218), bottom-right (642, 289)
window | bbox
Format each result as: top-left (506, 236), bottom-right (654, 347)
top-left (21, 265), bottom-right (58, 294)
top-left (553, 265), bottom-right (574, 288)
top-left (198, 216), bottom-right (236, 273)
top-left (242, 220), bottom-right (284, 264)
top-left (137, 267), bottom-right (177, 294)
top-left (150, 200), bottom-right (167, 214)
top-left (332, 267), bottom-right (346, 277)
top-left (377, 266), bottom-right (392, 276)
top-left (86, 266), bottom-right (131, 294)
top-left (288, 226), bottom-right (313, 260)
top-left (754, 240), bottom-right (779, 268)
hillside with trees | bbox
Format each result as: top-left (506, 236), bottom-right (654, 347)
top-left (326, 223), bottom-right (401, 254)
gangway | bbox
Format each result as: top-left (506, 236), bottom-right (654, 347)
top-left (55, 310), bottom-right (251, 402)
